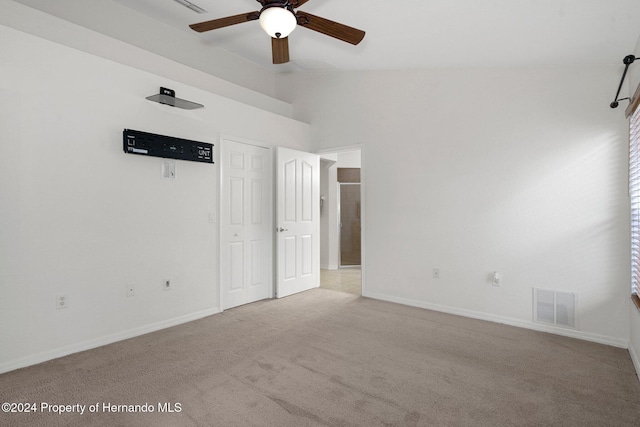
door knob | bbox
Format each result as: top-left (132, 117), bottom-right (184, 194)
top-left (277, 227), bottom-right (288, 232)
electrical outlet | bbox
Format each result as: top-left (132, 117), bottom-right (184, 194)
top-left (56, 294), bottom-right (69, 309)
top-left (126, 284), bottom-right (135, 297)
top-left (164, 279), bottom-right (172, 291)
top-left (433, 268), bottom-right (440, 279)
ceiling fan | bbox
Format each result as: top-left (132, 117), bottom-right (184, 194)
top-left (189, 0), bottom-right (365, 64)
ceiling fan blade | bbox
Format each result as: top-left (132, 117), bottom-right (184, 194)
top-left (189, 11), bottom-right (260, 33)
top-left (272, 37), bottom-right (290, 64)
top-left (296, 11), bottom-right (365, 45)
top-left (291, 0), bottom-right (310, 7)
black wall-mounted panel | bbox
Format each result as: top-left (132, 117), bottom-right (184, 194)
top-left (123, 129), bottom-right (213, 164)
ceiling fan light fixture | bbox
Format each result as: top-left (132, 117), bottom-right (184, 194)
top-left (259, 7), bottom-right (297, 39)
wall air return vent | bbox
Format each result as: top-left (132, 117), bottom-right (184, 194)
top-left (533, 288), bottom-right (578, 329)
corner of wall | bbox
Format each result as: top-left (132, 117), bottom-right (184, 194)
top-left (630, 303), bottom-right (640, 381)
top-left (630, 343), bottom-right (640, 382)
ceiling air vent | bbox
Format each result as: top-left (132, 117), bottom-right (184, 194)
top-left (173, 0), bottom-right (207, 14)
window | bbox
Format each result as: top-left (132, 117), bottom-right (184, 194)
top-left (630, 106), bottom-right (640, 310)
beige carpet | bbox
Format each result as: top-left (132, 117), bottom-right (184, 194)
top-left (320, 268), bottom-right (361, 296)
top-left (1, 289), bottom-right (639, 426)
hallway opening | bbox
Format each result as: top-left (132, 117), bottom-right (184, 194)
top-left (318, 148), bottom-right (362, 296)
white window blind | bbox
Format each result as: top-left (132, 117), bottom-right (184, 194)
top-left (630, 107), bottom-right (640, 297)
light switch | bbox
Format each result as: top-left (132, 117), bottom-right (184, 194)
top-left (162, 160), bottom-right (176, 179)
top-left (492, 271), bottom-right (501, 287)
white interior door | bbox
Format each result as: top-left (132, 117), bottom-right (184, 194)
top-left (276, 147), bottom-right (320, 298)
top-left (221, 139), bottom-right (272, 309)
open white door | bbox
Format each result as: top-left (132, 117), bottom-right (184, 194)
top-left (220, 139), bottom-right (273, 309)
top-left (276, 147), bottom-right (320, 298)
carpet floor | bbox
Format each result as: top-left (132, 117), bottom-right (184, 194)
top-left (1, 288), bottom-right (639, 426)
top-left (320, 268), bottom-right (361, 296)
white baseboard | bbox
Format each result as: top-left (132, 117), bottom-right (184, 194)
top-left (320, 264), bottom-right (339, 270)
top-left (363, 291), bottom-right (629, 349)
top-left (0, 307), bottom-right (220, 375)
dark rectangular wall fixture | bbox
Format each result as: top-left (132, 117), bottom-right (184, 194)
top-left (123, 129), bottom-right (214, 163)
top-left (337, 168), bottom-right (360, 183)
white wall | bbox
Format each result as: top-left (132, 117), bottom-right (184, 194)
top-left (8, 0), bottom-right (278, 100)
top-left (320, 157), bottom-right (338, 269)
top-left (631, 308), bottom-right (640, 375)
top-left (0, 24), bottom-right (310, 373)
top-left (278, 65), bottom-right (631, 346)
top-left (628, 35), bottom-right (640, 377)
top-left (0, 1), bottom-right (291, 117)
top-left (336, 151), bottom-right (362, 168)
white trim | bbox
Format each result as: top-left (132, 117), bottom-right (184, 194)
top-left (218, 135), bottom-right (225, 310)
top-left (219, 134), bottom-right (272, 150)
top-left (360, 146), bottom-right (366, 295)
top-left (631, 300), bottom-right (640, 381)
top-left (321, 264), bottom-right (339, 270)
top-left (363, 291), bottom-right (629, 349)
top-left (315, 144), bottom-right (363, 155)
top-left (0, 307), bottom-right (220, 375)
top-left (337, 181), bottom-right (342, 267)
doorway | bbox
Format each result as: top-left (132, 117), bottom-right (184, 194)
top-left (318, 149), bottom-right (363, 296)
top-left (220, 141), bottom-right (321, 309)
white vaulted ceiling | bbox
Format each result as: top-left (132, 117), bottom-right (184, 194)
top-left (10, 0), bottom-right (640, 74)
